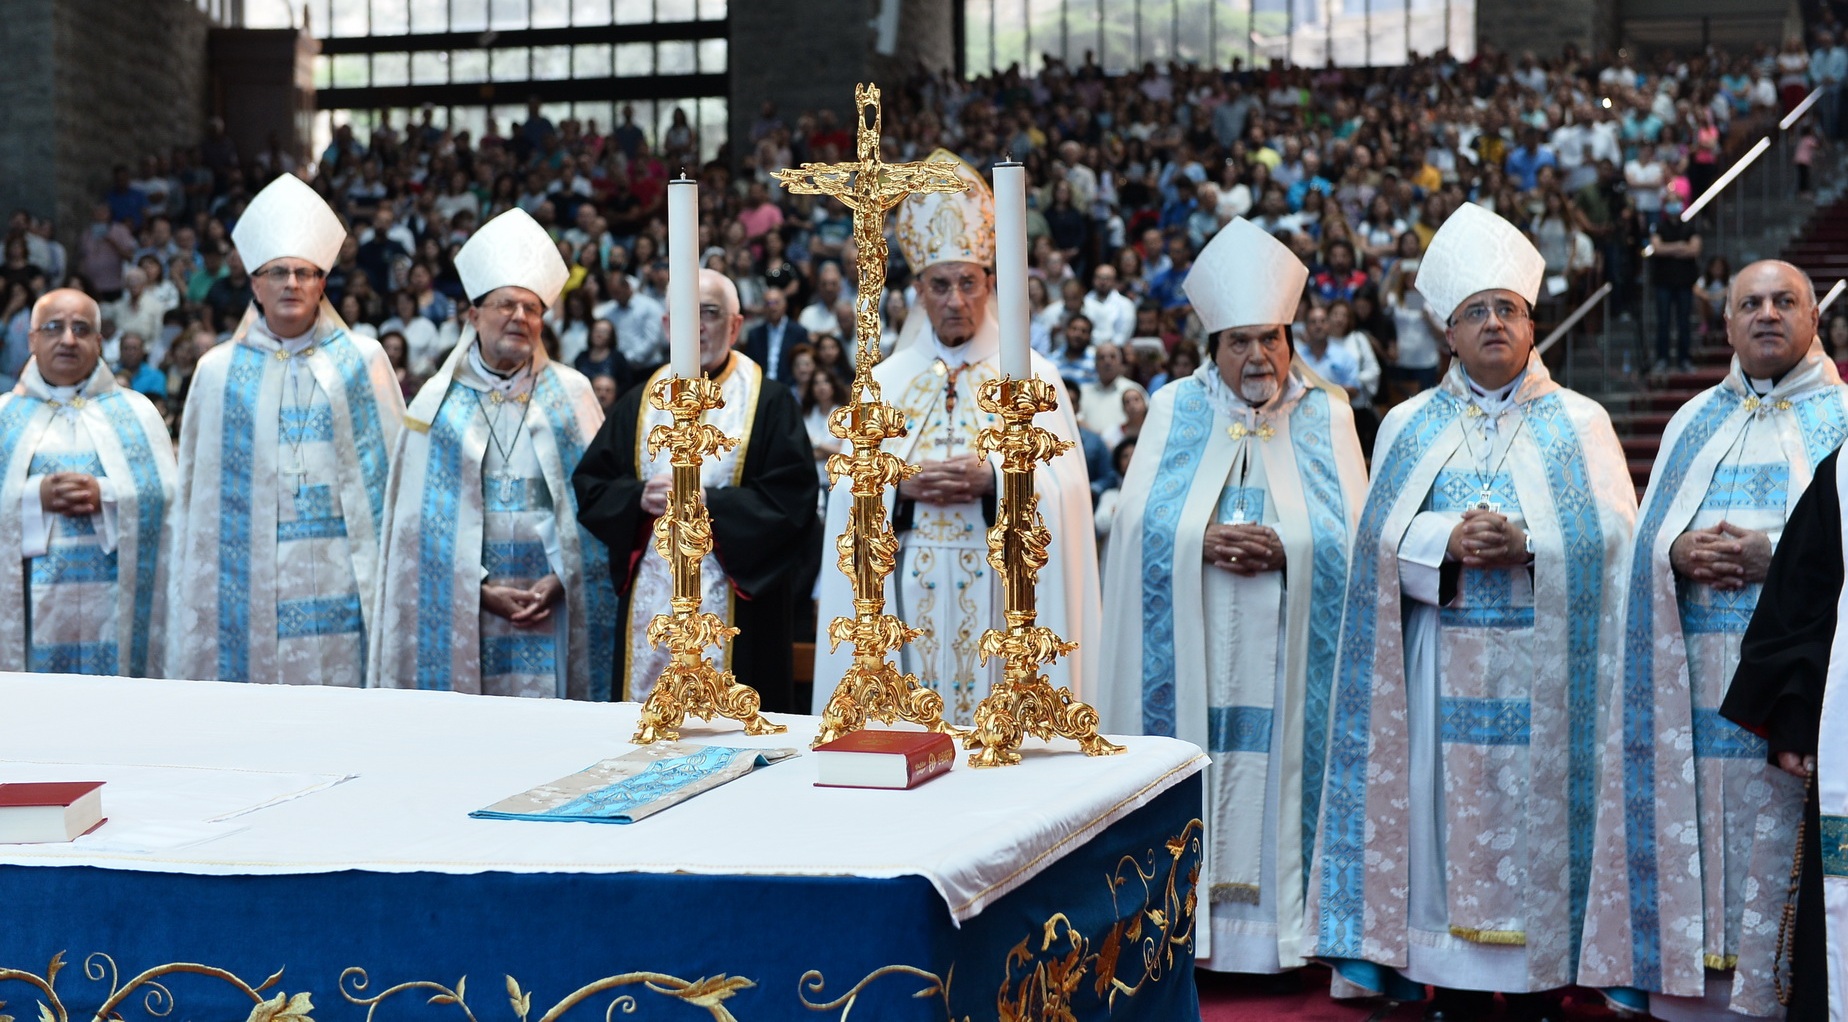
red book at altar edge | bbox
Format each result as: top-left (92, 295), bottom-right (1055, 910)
top-left (813, 730), bottom-right (955, 789)
top-left (0, 781), bottom-right (106, 843)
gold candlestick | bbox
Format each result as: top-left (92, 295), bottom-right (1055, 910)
top-left (774, 83), bottom-right (967, 747)
top-left (965, 376), bottom-right (1124, 767)
top-left (632, 375), bottom-right (786, 744)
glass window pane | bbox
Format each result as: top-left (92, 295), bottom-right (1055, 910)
top-left (331, 52), bottom-right (370, 87)
top-left (371, 52), bottom-right (410, 87)
top-left (451, 49), bottom-right (490, 83)
top-left (1176, 0), bottom-right (1211, 65)
top-left (412, 50), bottom-right (450, 84)
top-left (312, 111), bottom-right (334, 161)
top-left (576, 101), bottom-right (615, 135)
top-left (573, 0), bottom-right (613, 26)
top-left (615, 41), bottom-right (654, 75)
top-left (452, 107), bottom-right (489, 145)
top-left (532, 0), bottom-right (572, 28)
top-left (574, 43), bottom-right (612, 77)
top-left (304, 0), bottom-right (330, 36)
top-left (615, 0), bottom-right (653, 22)
top-left (491, 0), bottom-right (527, 30)
top-left (314, 54), bottom-right (333, 90)
top-left (698, 0), bottom-right (727, 17)
top-left (1142, 0), bottom-right (1176, 64)
top-left (993, 0), bottom-right (1025, 70)
top-left (241, 1), bottom-right (292, 28)
top-left (697, 97), bottom-right (727, 165)
top-left (966, 0), bottom-right (991, 73)
top-left (411, 0), bottom-right (448, 32)
top-left (1252, 0), bottom-right (1288, 66)
top-left (697, 38), bottom-right (727, 74)
top-left (656, 0), bottom-right (695, 21)
top-left (370, 0), bottom-right (409, 34)
top-left (492, 46), bottom-right (530, 81)
top-left (1102, 0), bottom-right (1135, 71)
top-left (657, 40), bottom-right (695, 74)
top-left (532, 44), bottom-right (572, 80)
top-left (1215, 0), bottom-right (1253, 69)
top-left (1025, 0), bottom-right (1064, 71)
top-left (329, 0), bottom-right (368, 36)
top-left (451, 0), bottom-right (489, 31)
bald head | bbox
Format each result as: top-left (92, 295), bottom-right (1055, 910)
top-left (694, 267), bottom-right (743, 373)
top-left (1725, 260), bottom-right (1819, 379)
top-left (29, 289), bottom-right (103, 387)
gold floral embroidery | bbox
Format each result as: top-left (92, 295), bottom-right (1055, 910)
top-left (339, 967), bottom-right (755, 1022)
top-left (0, 951), bottom-right (306, 1022)
top-left (800, 818), bottom-right (1204, 1021)
top-left (1448, 925), bottom-right (1527, 946)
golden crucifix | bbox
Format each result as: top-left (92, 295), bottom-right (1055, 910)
top-left (772, 83), bottom-right (966, 746)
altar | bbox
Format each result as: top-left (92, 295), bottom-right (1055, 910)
top-left (0, 673), bottom-right (1204, 1021)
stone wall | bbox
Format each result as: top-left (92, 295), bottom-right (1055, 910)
top-left (1475, 0), bottom-right (1617, 60)
top-left (0, 0), bottom-right (211, 251)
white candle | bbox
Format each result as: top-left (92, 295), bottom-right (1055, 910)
top-left (667, 176), bottom-right (699, 377)
top-left (992, 162), bottom-right (1030, 379)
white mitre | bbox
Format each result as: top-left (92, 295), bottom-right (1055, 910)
top-left (455, 208), bottom-right (569, 309)
top-left (895, 148), bottom-right (995, 271)
top-left (1414, 202), bottom-right (1546, 323)
top-left (1184, 217), bottom-right (1308, 332)
top-left (231, 174), bottom-right (346, 272)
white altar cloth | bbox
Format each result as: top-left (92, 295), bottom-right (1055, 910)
top-left (0, 673), bottom-right (1204, 923)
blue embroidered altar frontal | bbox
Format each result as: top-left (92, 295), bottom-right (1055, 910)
top-left (0, 775), bottom-right (1200, 1021)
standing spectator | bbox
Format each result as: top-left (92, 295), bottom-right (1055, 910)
top-left (574, 318), bottom-right (634, 396)
top-left (741, 285), bottom-right (807, 383)
top-left (80, 204), bottom-right (137, 302)
top-left (1779, 35), bottom-right (1814, 113)
top-left (1051, 313), bottom-right (1097, 384)
top-left (1649, 191), bottom-right (1702, 375)
top-left (1081, 263), bottom-right (1137, 346)
top-left (601, 270), bottom-right (666, 370)
top-left (1626, 142), bottom-right (1668, 233)
top-left (1817, 31), bottom-right (1848, 137)
top-left (1694, 255), bottom-right (1732, 339)
top-left (1079, 341), bottom-right (1141, 439)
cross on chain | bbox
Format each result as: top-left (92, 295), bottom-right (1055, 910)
top-left (771, 83), bottom-right (967, 389)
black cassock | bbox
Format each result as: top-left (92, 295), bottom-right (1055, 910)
top-left (1723, 448), bottom-right (1836, 1019)
top-left (571, 367), bottom-right (819, 713)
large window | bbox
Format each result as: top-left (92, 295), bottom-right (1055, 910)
top-left (242, 1), bottom-right (728, 161)
top-left (965, 0), bottom-right (1472, 74)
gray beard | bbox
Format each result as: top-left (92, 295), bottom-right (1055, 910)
top-left (1239, 375), bottom-right (1279, 405)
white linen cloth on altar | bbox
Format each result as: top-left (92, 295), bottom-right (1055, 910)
top-left (0, 673), bottom-right (1205, 924)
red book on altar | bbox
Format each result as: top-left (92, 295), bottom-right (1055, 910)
top-left (813, 730), bottom-right (955, 789)
top-left (0, 781), bottom-right (106, 843)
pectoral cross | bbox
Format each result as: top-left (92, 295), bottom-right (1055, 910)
top-left (492, 474), bottom-right (521, 506)
top-left (1229, 504), bottom-right (1250, 526)
top-left (772, 84), bottom-right (968, 389)
top-left (1475, 484), bottom-right (1501, 514)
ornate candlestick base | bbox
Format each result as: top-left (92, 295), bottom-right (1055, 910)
top-left (964, 377), bottom-right (1125, 768)
top-left (810, 395), bottom-right (960, 748)
top-left (632, 375), bottom-right (786, 745)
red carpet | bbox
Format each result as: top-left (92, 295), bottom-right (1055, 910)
top-left (1198, 967), bottom-right (1634, 1021)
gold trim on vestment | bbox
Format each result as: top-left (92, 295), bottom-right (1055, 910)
top-left (1448, 925), bottom-right (1527, 946)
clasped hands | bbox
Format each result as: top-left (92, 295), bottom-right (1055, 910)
top-left (898, 454), bottom-right (995, 507)
top-left (40, 473), bottom-right (102, 517)
top-left (1204, 522), bottom-right (1286, 575)
top-left (481, 574), bottom-right (563, 628)
top-left (1669, 522), bottom-right (1771, 592)
top-left (1446, 509), bottom-right (1530, 568)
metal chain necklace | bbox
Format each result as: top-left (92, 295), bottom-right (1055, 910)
top-left (1457, 397), bottom-right (1527, 513)
top-left (473, 385), bottom-right (531, 506)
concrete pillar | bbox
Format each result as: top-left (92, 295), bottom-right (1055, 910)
top-left (0, 0), bottom-right (211, 256)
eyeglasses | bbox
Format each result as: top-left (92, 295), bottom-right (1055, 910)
top-left (1454, 301), bottom-right (1531, 326)
top-left (253, 266), bottom-right (327, 284)
top-left (698, 304), bottom-right (728, 324)
top-left (923, 275), bottom-right (987, 300)
top-left (481, 295), bottom-right (544, 320)
top-left (35, 319), bottom-right (96, 339)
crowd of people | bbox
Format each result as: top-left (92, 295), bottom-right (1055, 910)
top-left (5, 34), bottom-right (1843, 467)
